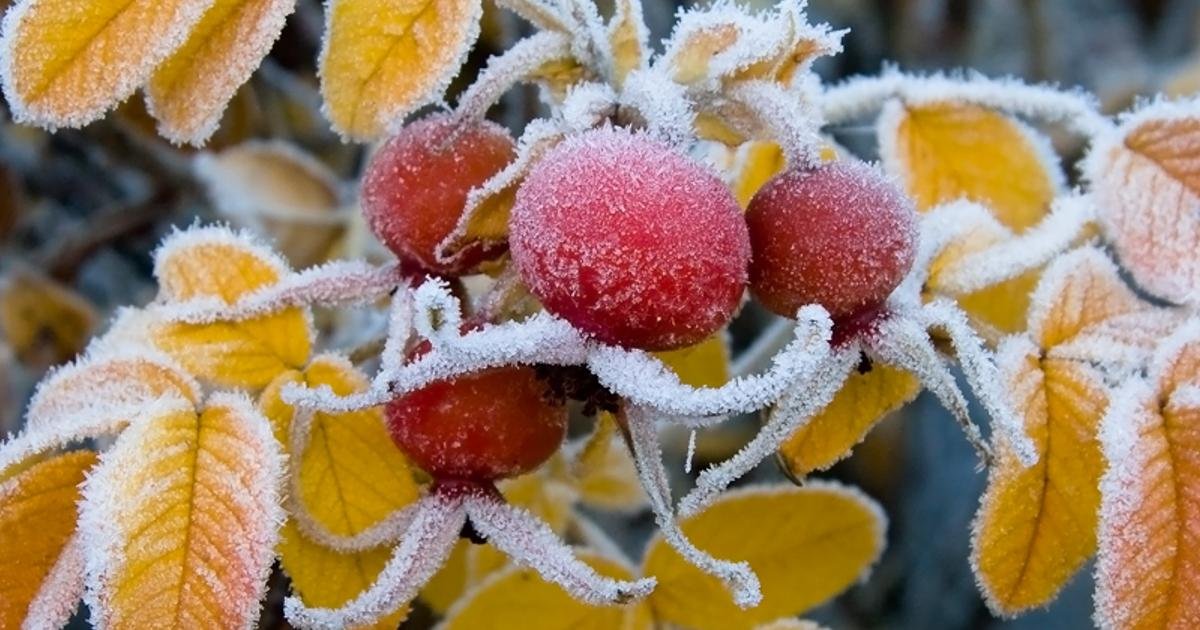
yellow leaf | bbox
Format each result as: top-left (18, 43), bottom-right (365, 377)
top-left (0, 450), bottom-right (96, 628)
top-left (971, 339), bottom-right (1107, 614)
top-left (880, 101), bottom-right (1062, 231)
top-left (778, 361), bottom-right (919, 478)
top-left (0, 0), bottom-right (214, 127)
top-left (152, 227), bottom-right (311, 388)
top-left (83, 395), bottom-right (282, 629)
top-left (1095, 325), bottom-right (1200, 629)
top-left (573, 414), bottom-right (645, 511)
top-left (319, 0), bottom-right (483, 140)
top-left (668, 22), bottom-right (739, 84)
top-left (146, 0), bottom-right (293, 144)
top-left (439, 550), bottom-right (654, 630)
top-left (1086, 101), bottom-right (1200, 304)
top-left (643, 483), bottom-right (885, 630)
top-left (1026, 247), bottom-right (1145, 350)
top-left (607, 0), bottom-right (646, 87)
top-left (730, 141), bottom-right (786, 208)
top-left (499, 467), bottom-right (575, 535)
top-left (0, 268), bottom-right (96, 368)
top-left (193, 141), bottom-right (346, 267)
top-left (655, 334), bottom-right (731, 388)
top-left (261, 355), bottom-right (419, 624)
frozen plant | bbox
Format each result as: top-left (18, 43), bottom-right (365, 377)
top-left (0, 0), bottom-right (1198, 628)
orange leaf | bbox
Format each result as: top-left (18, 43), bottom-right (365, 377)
top-left (1095, 323), bottom-right (1200, 629)
top-left (81, 395), bottom-right (282, 628)
top-left (146, 0), bottom-right (294, 144)
top-left (1027, 247), bottom-right (1147, 350)
top-left (971, 338), bottom-right (1107, 614)
top-left (1086, 101), bottom-right (1200, 304)
top-left (0, 267), bottom-right (97, 368)
top-left (0, 0), bottom-right (214, 127)
top-left (0, 450), bottom-right (96, 627)
top-left (319, 0), bottom-right (483, 140)
top-left (879, 101), bottom-right (1062, 231)
top-left (779, 361), bottom-right (919, 479)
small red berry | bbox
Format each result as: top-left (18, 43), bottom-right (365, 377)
top-left (745, 161), bottom-right (917, 321)
top-left (361, 114), bottom-right (515, 275)
top-left (508, 127), bottom-right (750, 351)
top-left (385, 366), bottom-right (567, 482)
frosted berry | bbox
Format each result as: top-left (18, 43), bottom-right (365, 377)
top-left (361, 114), bottom-right (515, 275)
top-left (745, 161), bottom-right (916, 321)
top-left (508, 127), bottom-right (750, 351)
top-left (385, 366), bottom-right (567, 482)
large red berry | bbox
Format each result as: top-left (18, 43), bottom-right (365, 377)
top-left (385, 366), bottom-right (567, 482)
top-left (745, 161), bottom-right (916, 321)
top-left (361, 114), bottom-right (515, 275)
top-left (508, 127), bottom-right (750, 351)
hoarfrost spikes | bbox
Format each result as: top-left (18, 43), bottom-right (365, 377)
top-left (284, 493), bottom-right (466, 630)
top-left (464, 494), bottom-right (656, 604)
top-left (22, 534), bottom-right (86, 630)
top-left (626, 406), bottom-right (763, 608)
top-left (455, 32), bottom-right (574, 123)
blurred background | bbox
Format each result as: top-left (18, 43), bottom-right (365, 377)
top-left (2, 0), bottom-right (1198, 628)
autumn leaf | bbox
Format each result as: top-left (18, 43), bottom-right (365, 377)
top-left (642, 483), bottom-right (885, 630)
top-left (0, 450), bottom-right (96, 628)
top-left (655, 334), bottom-right (731, 388)
top-left (151, 227), bottom-right (311, 389)
top-left (1085, 99), bottom-right (1200, 305)
top-left (438, 550), bottom-right (654, 630)
top-left (607, 0), bottom-right (646, 87)
top-left (146, 0), bottom-right (294, 144)
top-left (778, 361), bottom-right (919, 479)
top-left (80, 394), bottom-right (282, 628)
top-left (970, 247), bottom-right (1165, 615)
top-left (319, 0), bottom-right (483, 140)
top-left (0, 268), bottom-right (97, 368)
top-left (879, 101), bottom-right (1063, 231)
top-left (1095, 323), bottom-right (1200, 629)
top-left (261, 355), bottom-right (419, 627)
top-left (729, 141), bottom-right (786, 208)
top-left (0, 0), bottom-right (214, 128)
top-left (572, 414), bottom-right (645, 512)
top-left (193, 141), bottom-right (347, 268)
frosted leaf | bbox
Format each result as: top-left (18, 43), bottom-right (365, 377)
top-left (454, 32), bottom-right (574, 123)
top-left (624, 406), bottom-right (762, 608)
top-left (920, 299), bottom-right (1034, 465)
top-left (464, 494), bottom-right (656, 604)
top-left (153, 225), bottom-right (291, 297)
top-left (154, 260), bottom-right (408, 324)
top-left (678, 344), bottom-right (859, 517)
top-left (284, 406), bottom-right (420, 552)
top-left (560, 81), bottom-right (618, 133)
top-left (724, 79), bottom-right (824, 167)
top-left (22, 533), bottom-right (85, 630)
top-left (656, 0), bottom-right (792, 89)
top-left (585, 305), bottom-right (832, 418)
top-left (1084, 98), bottom-right (1200, 305)
top-left (606, 0), bottom-right (648, 86)
top-left (559, 0), bottom-right (610, 72)
top-left (820, 69), bottom-right (1110, 137)
top-left (927, 194), bottom-right (1096, 295)
top-left (494, 0), bottom-right (573, 32)
top-left (868, 312), bottom-right (993, 465)
top-left (618, 68), bottom-right (695, 147)
top-left (1051, 309), bottom-right (1187, 382)
top-left (193, 140), bottom-right (345, 225)
top-left (284, 493), bottom-right (466, 630)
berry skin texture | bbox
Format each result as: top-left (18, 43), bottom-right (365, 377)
top-left (508, 127), bottom-right (750, 351)
top-left (745, 160), bottom-right (917, 321)
top-left (385, 366), bottom-right (567, 482)
top-left (361, 114), bottom-right (516, 275)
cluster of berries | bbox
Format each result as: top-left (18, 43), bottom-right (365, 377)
top-left (361, 114), bottom-right (916, 493)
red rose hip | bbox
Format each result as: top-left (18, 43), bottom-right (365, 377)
top-left (508, 127), bottom-right (750, 351)
top-left (385, 366), bottom-right (567, 482)
top-left (361, 114), bottom-right (515, 275)
top-left (745, 161), bottom-right (916, 321)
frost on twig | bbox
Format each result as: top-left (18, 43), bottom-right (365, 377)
top-left (464, 494), bottom-right (656, 604)
top-left (586, 304), bottom-right (833, 418)
top-left (678, 344), bottom-right (860, 517)
top-left (624, 405), bottom-right (763, 608)
top-left (284, 493), bottom-right (466, 630)
top-left (154, 260), bottom-right (409, 324)
top-left (868, 311), bottom-right (993, 466)
top-left (454, 32), bottom-right (574, 123)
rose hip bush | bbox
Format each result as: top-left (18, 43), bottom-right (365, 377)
top-left (0, 0), bottom-right (1198, 628)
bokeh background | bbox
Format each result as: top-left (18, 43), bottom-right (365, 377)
top-left (1, 1), bottom-right (1197, 628)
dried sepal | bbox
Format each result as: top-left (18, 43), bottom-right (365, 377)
top-left (454, 31), bottom-right (575, 123)
top-left (606, 0), bottom-right (647, 87)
